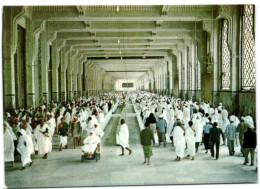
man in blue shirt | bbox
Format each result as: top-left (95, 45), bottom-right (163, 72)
top-left (156, 114), bottom-right (167, 147)
top-left (225, 116), bottom-right (237, 155)
top-left (203, 117), bottom-right (213, 153)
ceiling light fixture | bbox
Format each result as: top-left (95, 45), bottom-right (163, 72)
top-left (116, 6), bottom-right (119, 12)
top-left (118, 39), bottom-right (120, 44)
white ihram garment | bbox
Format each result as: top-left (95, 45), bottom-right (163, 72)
top-left (97, 113), bottom-right (105, 125)
top-left (81, 135), bottom-right (100, 154)
top-left (192, 117), bottom-right (203, 143)
top-left (173, 126), bottom-right (185, 158)
top-left (4, 128), bottom-right (14, 162)
top-left (183, 107), bottom-right (190, 121)
top-left (17, 129), bottom-right (34, 166)
top-left (118, 124), bottom-right (129, 148)
top-left (36, 124), bottom-right (52, 155)
top-left (185, 127), bottom-right (196, 156)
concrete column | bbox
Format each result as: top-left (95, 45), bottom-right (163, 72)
top-left (40, 30), bottom-right (49, 104)
top-left (183, 47), bottom-right (188, 91)
top-left (25, 18), bottom-right (36, 108)
top-left (231, 7), bottom-right (241, 92)
top-left (213, 20), bottom-right (220, 92)
top-left (77, 61), bottom-right (83, 98)
top-left (168, 55), bottom-right (173, 95)
top-left (191, 41), bottom-right (196, 91)
top-left (60, 48), bottom-right (67, 102)
top-left (3, 7), bottom-right (16, 111)
top-left (67, 57), bottom-right (73, 101)
top-left (51, 41), bottom-right (59, 102)
top-left (178, 51), bottom-right (182, 92)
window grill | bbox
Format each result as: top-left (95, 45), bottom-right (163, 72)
top-left (242, 5), bottom-right (255, 90)
top-left (221, 19), bottom-right (231, 90)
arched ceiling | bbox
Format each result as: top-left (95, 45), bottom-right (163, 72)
top-left (32, 5), bottom-right (218, 82)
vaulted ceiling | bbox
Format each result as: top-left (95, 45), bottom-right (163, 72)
top-left (32, 5), bottom-right (218, 81)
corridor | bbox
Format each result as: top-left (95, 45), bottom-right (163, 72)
top-left (4, 102), bottom-right (257, 188)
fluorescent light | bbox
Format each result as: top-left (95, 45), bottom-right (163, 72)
top-left (117, 6), bottom-right (119, 12)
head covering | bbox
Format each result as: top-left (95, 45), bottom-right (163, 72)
top-left (244, 116), bottom-right (254, 129)
top-left (229, 116), bottom-right (235, 123)
top-left (90, 131), bottom-right (94, 134)
top-left (6, 112), bottom-right (11, 118)
top-left (19, 129), bottom-right (26, 136)
top-left (159, 114), bottom-right (164, 118)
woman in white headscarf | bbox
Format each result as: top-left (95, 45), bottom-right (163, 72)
top-left (17, 129), bottom-right (34, 170)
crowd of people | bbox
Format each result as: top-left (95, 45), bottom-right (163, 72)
top-left (3, 90), bottom-right (257, 171)
top-left (3, 93), bottom-right (118, 170)
top-left (133, 91), bottom-right (257, 167)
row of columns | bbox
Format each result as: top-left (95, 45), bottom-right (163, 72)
top-left (2, 7), bottom-right (116, 112)
top-left (135, 5), bottom-right (255, 120)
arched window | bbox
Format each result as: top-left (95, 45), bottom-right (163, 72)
top-left (221, 19), bottom-right (231, 90)
top-left (241, 5), bottom-right (255, 90)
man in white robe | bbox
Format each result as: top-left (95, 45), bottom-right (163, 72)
top-left (192, 114), bottom-right (203, 153)
top-left (118, 119), bottom-right (132, 156)
top-left (4, 123), bottom-right (15, 167)
top-left (64, 110), bottom-right (72, 125)
top-left (173, 121), bottom-right (186, 161)
top-left (47, 114), bottom-right (56, 138)
top-left (183, 105), bottom-right (190, 121)
top-left (221, 107), bottom-right (230, 145)
top-left (82, 131), bottom-right (100, 158)
top-left (86, 117), bottom-right (96, 137)
top-left (17, 129), bottom-right (34, 170)
top-left (167, 107), bottom-right (175, 135)
top-left (35, 119), bottom-right (52, 159)
top-left (175, 107), bottom-right (183, 120)
top-left (186, 121), bottom-right (196, 160)
top-left (97, 110), bottom-right (105, 125)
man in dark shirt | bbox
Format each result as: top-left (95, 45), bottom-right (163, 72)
top-left (237, 117), bottom-right (249, 156)
top-left (243, 128), bottom-right (257, 166)
top-left (209, 122), bottom-right (225, 160)
top-left (58, 117), bottom-right (70, 151)
top-left (140, 122), bottom-right (155, 165)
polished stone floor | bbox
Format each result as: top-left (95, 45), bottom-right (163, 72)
top-left (4, 104), bottom-right (258, 188)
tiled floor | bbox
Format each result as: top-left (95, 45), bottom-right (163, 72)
top-left (4, 104), bottom-right (258, 188)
